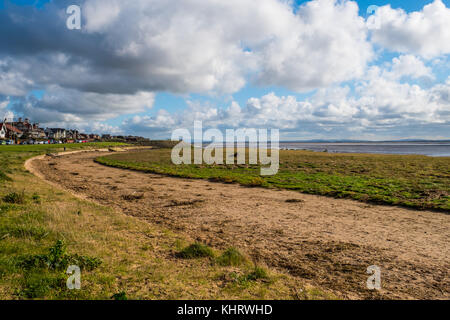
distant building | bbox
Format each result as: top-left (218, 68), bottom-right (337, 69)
top-left (66, 130), bottom-right (80, 140)
top-left (45, 128), bottom-right (67, 140)
top-left (8, 118), bottom-right (45, 139)
top-left (88, 134), bottom-right (100, 140)
top-left (3, 123), bottom-right (23, 140)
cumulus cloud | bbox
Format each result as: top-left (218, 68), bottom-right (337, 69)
top-left (0, 0), bottom-right (449, 137)
top-left (256, 0), bottom-right (373, 91)
top-left (10, 87), bottom-right (154, 124)
top-left (370, 0), bottom-right (450, 58)
top-left (387, 55), bottom-right (433, 80)
top-left (0, 0), bottom-right (374, 97)
top-left (122, 56), bottom-right (450, 138)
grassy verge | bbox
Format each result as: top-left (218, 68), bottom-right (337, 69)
top-left (96, 148), bottom-right (450, 212)
top-left (0, 143), bottom-right (330, 299)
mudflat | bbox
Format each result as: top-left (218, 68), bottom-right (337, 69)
top-left (27, 151), bottom-right (450, 299)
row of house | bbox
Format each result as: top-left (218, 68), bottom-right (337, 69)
top-left (0, 118), bottom-right (101, 143)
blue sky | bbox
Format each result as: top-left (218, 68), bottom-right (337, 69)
top-left (0, 0), bottom-right (449, 140)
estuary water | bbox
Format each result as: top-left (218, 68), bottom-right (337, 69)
top-left (279, 142), bottom-right (450, 157)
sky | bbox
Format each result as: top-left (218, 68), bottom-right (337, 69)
top-left (0, 0), bottom-right (449, 140)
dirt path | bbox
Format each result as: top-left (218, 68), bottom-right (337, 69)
top-left (27, 151), bottom-right (449, 299)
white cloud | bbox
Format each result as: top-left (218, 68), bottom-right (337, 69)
top-left (388, 55), bottom-right (433, 80)
top-left (370, 0), bottom-right (450, 58)
top-left (122, 56), bottom-right (450, 138)
top-left (256, 0), bottom-right (373, 91)
top-left (12, 88), bottom-right (155, 125)
top-left (2, 0), bottom-right (374, 98)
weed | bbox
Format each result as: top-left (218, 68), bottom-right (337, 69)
top-left (3, 191), bottom-right (25, 204)
top-left (112, 291), bottom-right (128, 300)
top-left (245, 266), bottom-right (269, 281)
top-left (19, 272), bottom-right (66, 299)
top-left (285, 199), bottom-right (304, 203)
top-left (32, 193), bottom-right (41, 203)
top-left (217, 248), bottom-right (247, 266)
top-left (177, 243), bottom-right (215, 259)
top-left (17, 240), bottom-right (102, 271)
top-left (121, 193), bottom-right (144, 201)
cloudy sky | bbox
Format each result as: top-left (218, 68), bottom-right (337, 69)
top-left (0, 0), bottom-right (449, 140)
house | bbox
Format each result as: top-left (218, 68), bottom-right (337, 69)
top-left (66, 130), bottom-right (79, 140)
top-left (45, 128), bottom-right (67, 140)
top-left (9, 118), bottom-right (45, 139)
top-left (3, 123), bottom-right (23, 140)
top-left (88, 134), bottom-right (100, 140)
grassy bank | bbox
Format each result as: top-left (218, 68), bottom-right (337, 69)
top-left (0, 143), bottom-right (328, 299)
top-left (96, 149), bottom-right (450, 212)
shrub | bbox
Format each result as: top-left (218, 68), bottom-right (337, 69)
top-left (17, 240), bottom-right (102, 271)
top-left (177, 243), bottom-right (214, 259)
top-left (245, 266), bottom-right (269, 281)
top-left (2, 191), bottom-right (25, 204)
top-left (217, 248), bottom-right (247, 266)
top-left (112, 291), bottom-right (128, 300)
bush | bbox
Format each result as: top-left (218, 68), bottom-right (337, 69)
top-left (112, 291), bottom-right (128, 300)
top-left (217, 248), bottom-right (247, 266)
top-left (177, 243), bottom-right (215, 259)
top-left (17, 240), bottom-right (102, 271)
top-left (2, 191), bottom-right (25, 204)
top-left (245, 266), bottom-right (269, 281)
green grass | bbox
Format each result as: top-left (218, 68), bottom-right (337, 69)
top-left (96, 148), bottom-right (450, 212)
top-left (217, 248), bottom-right (247, 267)
top-left (177, 243), bottom-right (215, 259)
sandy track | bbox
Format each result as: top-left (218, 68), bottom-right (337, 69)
top-left (27, 151), bottom-right (449, 299)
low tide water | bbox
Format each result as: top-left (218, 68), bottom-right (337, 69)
top-left (279, 142), bottom-right (450, 157)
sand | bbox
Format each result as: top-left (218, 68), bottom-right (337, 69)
top-left (26, 150), bottom-right (449, 299)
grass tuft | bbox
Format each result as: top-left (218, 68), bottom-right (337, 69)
top-left (2, 191), bottom-right (26, 204)
top-left (17, 240), bottom-right (102, 271)
top-left (177, 243), bottom-right (215, 259)
top-left (111, 291), bottom-right (128, 300)
top-left (217, 247), bottom-right (247, 266)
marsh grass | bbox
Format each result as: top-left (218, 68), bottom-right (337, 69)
top-left (97, 148), bottom-right (450, 211)
top-left (217, 248), bottom-right (247, 267)
top-left (177, 243), bottom-right (215, 259)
